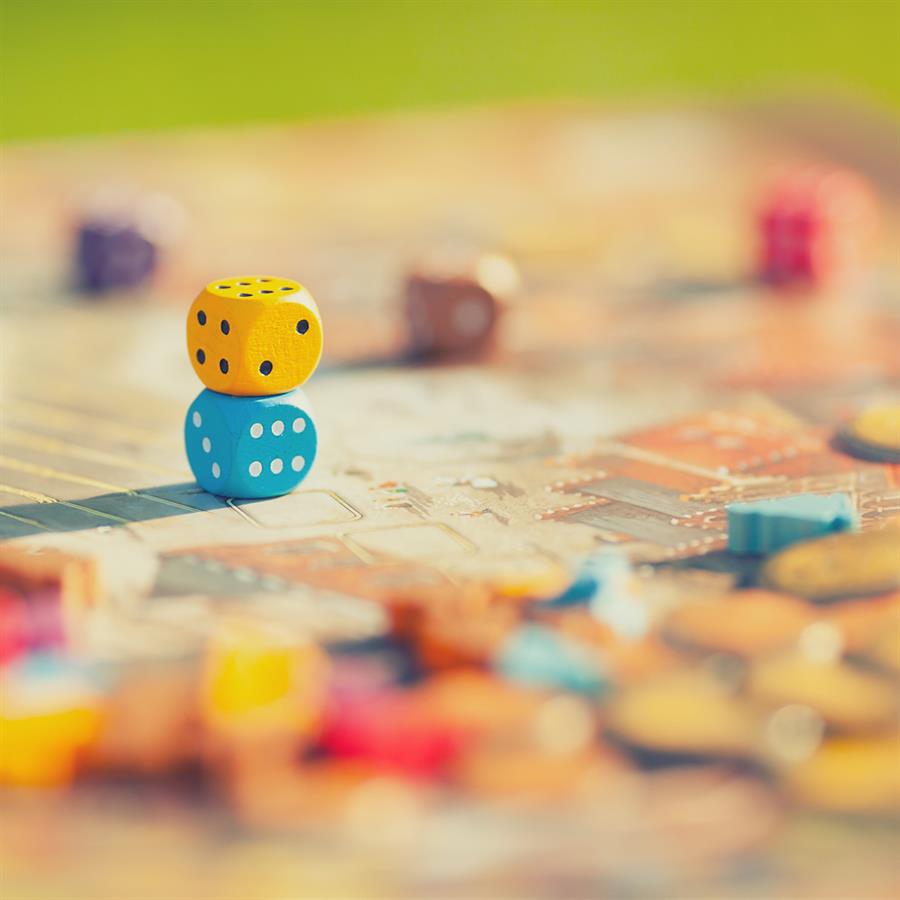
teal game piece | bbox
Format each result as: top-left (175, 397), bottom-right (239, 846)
top-left (184, 388), bottom-right (318, 499)
top-left (726, 492), bottom-right (857, 555)
top-left (538, 549), bottom-right (649, 640)
top-left (494, 624), bottom-right (607, 694)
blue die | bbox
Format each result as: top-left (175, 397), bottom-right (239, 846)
top-left (185, 388), bottom-right (317, 498)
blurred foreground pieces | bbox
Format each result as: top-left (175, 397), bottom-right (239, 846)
top-left (0, 653), bottom-right (103, 787)
top-left (762, 524), bottom-right (900, 601)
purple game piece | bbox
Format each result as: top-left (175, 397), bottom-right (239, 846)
top-left (75, 218), bottom-right (158, 294)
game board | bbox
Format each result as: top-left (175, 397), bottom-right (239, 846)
top-left (1, 103), bottom-right (898, 899)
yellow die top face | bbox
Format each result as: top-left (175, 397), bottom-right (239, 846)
top-left (186, 276), bottom-right (323, 395)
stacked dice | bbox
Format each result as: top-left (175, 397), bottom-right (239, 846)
top-left (184, 277), bottom-right (323, 499)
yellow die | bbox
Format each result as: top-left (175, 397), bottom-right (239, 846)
top-left (187, 276), bottom-right (323, 395)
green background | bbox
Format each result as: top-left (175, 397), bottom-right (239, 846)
top-left (1, 0), bottom-right (897, 142)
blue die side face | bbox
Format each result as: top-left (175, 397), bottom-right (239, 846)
top-left (232, 392), bottom-right (317, 498)
top-left (185, 389), bottom-right (317, 499)
top-left (184, 391), bottom-right (233, 495)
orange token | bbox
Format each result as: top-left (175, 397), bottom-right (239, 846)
top-left (663, 590), bottom-right (816, 658)
top-left (455, 745), bottom-right (618, 802)
top-left (417, 670), bottom-right (547, 736)
top-left (88, 664), bottom-right (200, 776)
top-left (825, 591), bottom-right (900, 654)
top-left (747, 654), bottom-right (897, 732)
top-left (606, 671), bottom-right (761, 760)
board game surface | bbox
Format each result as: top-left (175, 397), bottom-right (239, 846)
top-left (0, 103), bottom-right (898, 899)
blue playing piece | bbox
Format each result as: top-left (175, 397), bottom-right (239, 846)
top-left (726, 492), bottom-right (857, 555)
top-left (6, 651), bottom-right (106, 694)
top-left (494, 624), bottom-right (608, 694)
top-left (541, 548), bottom-right (632, 608)
top-left (591, 590), bottom-right (649, 641)
top-left (185, 388), bottom-right (318, 499)
top-left (75, 219), bottom-right (157, 294)
top-left (538, 548), bottom-right (649, 640)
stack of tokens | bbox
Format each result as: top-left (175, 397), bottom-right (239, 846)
top-left (184, 277), bottom-right (323, 499)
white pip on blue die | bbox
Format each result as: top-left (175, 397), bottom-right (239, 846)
top-left (185, 388), bottom-right (317, 499)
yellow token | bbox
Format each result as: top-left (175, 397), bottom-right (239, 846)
top-left (863, 619), bottom-right (900, 675)
top-left (747, 654), bottom-right (897, 732)
top-left (605, 671), bottom-right (761, 760)
top-left (848, 404), bottom-right (900, 453)
top-left (839, 403), bottom-right (900, 463)
top-left (0, 707), bottom-right (102, 787)
top-left (0, 664), bottom-right (103, 788)
top-left (186, 276), bottom-right (323, 396)
top-left (663, 590), bottom-right (815, 658)
top-left (783, 735), bottom-right (900, 814)
top-left (203, 620), bottom-right (326, 738)
top-left (761, 524), bottom-right (900, 602)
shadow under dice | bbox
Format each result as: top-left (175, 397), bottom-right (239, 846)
top-left (185, 389), bottom-right (317, 499)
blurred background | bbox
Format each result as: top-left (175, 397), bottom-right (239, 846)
top-left (2, 0), bottom-right (897, 142)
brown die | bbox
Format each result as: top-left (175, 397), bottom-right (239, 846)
top-left (405, 252), bottom-right (519, 360)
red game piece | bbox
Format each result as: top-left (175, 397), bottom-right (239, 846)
top-left (757, 165), bottom-right (877, 289)
top-left (0, 587), bottom-right (28, 663)
top-left (320, 690), bottom-right (463, 778)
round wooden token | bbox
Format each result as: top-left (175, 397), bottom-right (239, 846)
top-left (605, 671), bottom-right (761, 761)
top-left (87, 664), bottom-right (200, 776)
top-left (861, 619), bottom-right (900, 676)
top-left (838, 403), bottom-right (900, 463)
top-left (417, 670), bottom-right (546, 736)
top-left (824, 591), bottom-right (900, 653)
top-left (455, 744), bottom-right (616, 801)
top-left (761, 524), bottom-right (900, 602)
top-left (783, 735), bottom-right (900, 814)
top-left (416, 603), bottom-right (517, 670)
top-left (663, 590), bottom-right (815, 658)
top-left (747, 654), bottom-right (897, 732)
